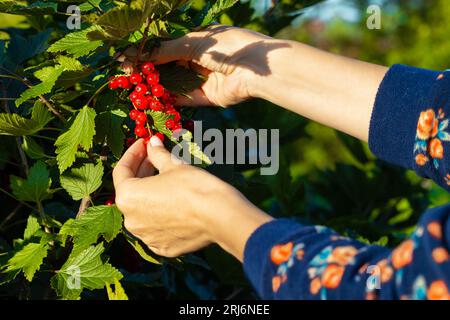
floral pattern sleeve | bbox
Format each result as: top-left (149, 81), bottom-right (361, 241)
top-left (243, 65), bottom-right (450, 299)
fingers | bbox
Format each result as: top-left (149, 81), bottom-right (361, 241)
top-left (113, 139), bottom-right (147, 188)
top-left (175, 89), bottom-right (212, 107)
top-left (150, 33), bottom-right (205, 65)
top-left (146, 136), bottom-right (182, 172)
top-left (136, 157), bottom-right (155, 178)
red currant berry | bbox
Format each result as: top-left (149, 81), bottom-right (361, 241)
top-left (146, 72), bottom-right (160, 86)
top-left (133, 96), bottom-right (148, 110)
top-left (167, 109), bottom-right (181, 122)
top-left (134, 125), bottom-right (148, 137)
top-left (129, 109), bottom-right (140, 120)
top-left (151, 84), bottom-right (164, 98)
top-left (155, 132), bottom-right (165, 142)
top-left (117, 76), bottom-right (130, 89)
top-left (105, 198), bottom-right (115, 206)
top-left (143, 136), bottom-right (151, 146)
top-left (108, 78), bottom-right (119, 90)
top-left (141, 62), bottom-right (155, 75)
top-left (172, 122), bottom-right (182, 131)
top-left (136, 112), bottom-right (147, 123)
top-left (134, 83), bottom-right (148, 95)
top-left (165, 119), bottom-right (175, 130)
top-left (129, 91), bottom-right (141, 101)
top-left (150, 99), bottom-right (163, 111)
top-left (129, 73), bottom-right (142, 85)
top-left (135, 119), bottom-right (145, 127)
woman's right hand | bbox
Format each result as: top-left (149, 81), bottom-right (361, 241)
top-left (120, 25), bottom-right (281, 107)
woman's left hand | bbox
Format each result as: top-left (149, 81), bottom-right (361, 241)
top-left (112, 136), bottom-right (272, 260)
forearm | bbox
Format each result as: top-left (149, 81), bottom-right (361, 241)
top-left (251, 40), bottom-right (388, 142)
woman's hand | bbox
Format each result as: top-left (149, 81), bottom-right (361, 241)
top-left (120, 25), bottom-right (282, 107)
top-left (112, 136), bottom-right (273, 261)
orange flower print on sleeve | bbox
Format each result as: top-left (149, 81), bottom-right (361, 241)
top-left (272, 275), bottom-right (282, 293)
top-left (429, 138), bottom-right (444, 159)
top-left (415, 153), bottom-right (429, 166)
top-left (427, 221), bottom-right (442, 239)
top-left (328, 246), bottom-right (358, 265)
top-left (417, 109), bottom-right (436, 140)
top-left (414, 108), bottom-right (450, 171)
top-left (321, 264), bottom-right (345, 289)
top-left (392, 239), bottom-right (414, 269)
top-left (310, 277), bottom-right (321, 295)
top-left (270, 242), bottom-right (293, 265)
top-left (427, 280), bottom-right (450, 300)
top-left (432, 247), bottom-right (449, 264)
top-left (376, 259), bottom-right (394, 283)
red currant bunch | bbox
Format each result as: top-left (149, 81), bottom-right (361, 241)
top-left (108, 62), bottom-right (191, 146)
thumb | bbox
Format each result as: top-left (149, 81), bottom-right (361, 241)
top-left (146, 136), bottom-right (181, 172)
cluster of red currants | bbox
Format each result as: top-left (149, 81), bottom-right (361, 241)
top-left (108, 61), bottom-right (193, 146)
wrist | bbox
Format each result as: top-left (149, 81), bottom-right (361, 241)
top-left (203, 185), bottom-right (273, 261)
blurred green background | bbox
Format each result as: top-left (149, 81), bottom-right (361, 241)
top-left (1, 0), bottom-right (450, 299)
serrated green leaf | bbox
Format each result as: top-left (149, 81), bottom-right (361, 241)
top-left (0, 114), bottom-right (39, 136)
top-left (55, 106), bottom-right (96, 173)
top-left (10, 161), bottom-right (53, 203)
top-left (60, 162), bottom-right (104, 200)
top-left (158, 62), bottom-right (204, 94)
top-left (23, 215), bottom-right (41, 240)
top-left (48, 27), bottom-right (103, 58)
top-left (5, 242), bottom-right (48, 281)
top-left (51, 244), bottom-right (123, 299)
top-left (16, 66), bottom-right (64, 107)
top-left (95, 111), bottom-right (125, 158)
top-left (182, 130), bottom-right (212, 165)
top-left (106, 279), bottom-right (129, 300)
top-left (56, 56), bottom-right (84, 72)
top-left (59, 205), bottom-right (123, 254)
top-left (32, 101), bottom-right (54, 127)
top-left (23, 136), bottom-right (47, 159)
top-left (124, 232), bottom-right (161, 265)
top-left (94, 5), bottom-right (143, 40)
top-left (148, 110), bottom-right (173, 138)
top-left (0, 1), bottom-right (57, 15)
top-left (195, 0), bottom-right (238, 27)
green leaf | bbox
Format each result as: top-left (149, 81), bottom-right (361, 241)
top-left (48, 27), bottom-right (103, 58)
top-left (94, 5), bottom-right (143, 40)
top-left (56, 56), bottom-right (84, 72)
top-left (95, 111), bottom-right (125, 158)
top-left (195, 0), bottom-right (238, 27)
top-left (5, 242), bottom-right (48, 281)
top-left (23, 215), bottom-right (41, 240)
top-left (0, 101), bottom-right (52, 136)
top-left (148, 110), bottom-right (173, 138)
top-left (106, 279), bottom-right (129, 300)
top-left (23, 136), bottom-right (47, 159)
top-left (55, 106), bottom-right (96, 173)
top-left (123, 232), bottom-right (161, 265)
top-left (10, 161), bottom-right (53, 203)
top-left (51, 244), bottom-right (123, 300)
top-left (181, 130), bottom-right (212, 165)
top-left (60, 162), bottom-right (104, 200)
top-left (15, 66), bottom-right (64, 107)
top-left (59, 205), bottom-right (123, 254)
top-left (158, 62), bottom-right (204, 94)
top-left (0, 1), bottom-right (57, 15)
top-left (32, 101), bottom-right (54, 128)
top-left (0, 114), bottom-right (40, 136)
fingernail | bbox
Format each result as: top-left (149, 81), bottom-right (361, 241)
top-left (150, 135), bottom-right (163, 147)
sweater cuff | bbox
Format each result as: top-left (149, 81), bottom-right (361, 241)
top-left (369, 64), bottom-right (441, 168)
top-left (243, 219), bottom-right (303, 296)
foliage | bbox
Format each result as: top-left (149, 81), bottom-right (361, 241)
top-left (0, 0), bottom-right (443, 300)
